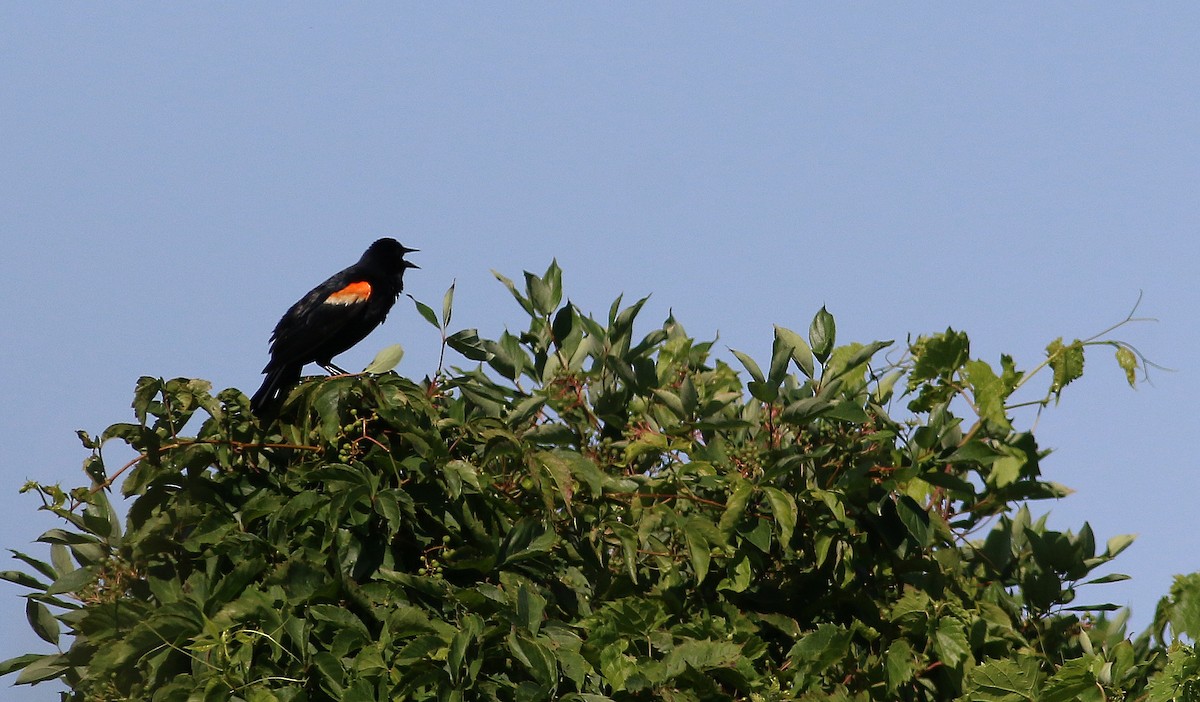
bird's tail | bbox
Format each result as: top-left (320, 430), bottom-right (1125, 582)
top-left (250, 363), bottom-right (302, 415)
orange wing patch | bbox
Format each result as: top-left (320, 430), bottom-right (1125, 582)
top-left (325, 281), bottom-right (372, 305)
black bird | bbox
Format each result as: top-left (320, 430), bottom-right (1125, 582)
top-left (250, 238), bottom-right (418, 414)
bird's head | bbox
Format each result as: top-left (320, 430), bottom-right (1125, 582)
top-left (364, 238), bottom-right (419, 271)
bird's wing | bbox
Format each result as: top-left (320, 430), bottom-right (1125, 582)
top-left (267, 275), bottom-right (378, 366)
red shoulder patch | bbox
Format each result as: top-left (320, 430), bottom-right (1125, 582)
top-left (325, 281), bottom-right (372, 305)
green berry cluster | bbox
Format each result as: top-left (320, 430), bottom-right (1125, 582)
top-left (417, 550), bottom-right (445, 579)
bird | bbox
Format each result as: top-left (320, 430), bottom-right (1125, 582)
top-left (250, 238), bottom-right (418, 414)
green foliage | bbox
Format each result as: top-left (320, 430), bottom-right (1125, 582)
top-left (1151, 572), bottom-right (1200, 652)
top-left (1, 262), bottom-right (1186, 700)
top-left (1145, 644), bottom-right (1200, 702)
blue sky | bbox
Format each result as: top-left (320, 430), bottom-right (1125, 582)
top-left (2, 5), bottom-right (1197, 694)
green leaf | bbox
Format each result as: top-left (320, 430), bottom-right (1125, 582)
top-left (964, 657), bottom-right (1041, 701)
top-left (544, 259), bottom-right (564, 310)
top-left (1115, 345), bottom-right (1138, 387)
top-left (447, 329), bottom-right (493, 361)
top-left (684, 516), bottom-right (713, 583)
top-left (508, 631), bottom-right (557, 685)
top-left (611, 295), bottom-right (649, 338)
top-left (754, 612), bottom-right (801, 640)
top-left (717, 554), bottom-right (753, 593)
top-left (88, 488), bottom-right (122, 541)
top-left (363, 343), bottom-right (404, 374)
top-left (341, 680), bottom-right (376, 702)
top-left (131, 376), bottom-right (162, 425)
top-left (661, 638), bottom-right (742, 676)
top-left (309, 604), bottom-right (371, 640)
top-left (1167, 573), bottom-right (1200, 639)
top-left (26, 598), bottom-right (59, 646)
top-left (827, 339), bottom-right (893, 381)
top-left (608, 522), bottom-right (639, 583)
top-left (313, 379), bottom-right (353, 442)
top-left (75, 429), bottom-right (97, 449)
top-left (50, 543), bottom-right (72, 578)
top-left (1105, 533), bottom-right (1136, 559)
top-left (730, 349), bottom-right (765, 385)
top-left (410, 295), bottom-right (440, 330)
top-left (486, 331), bottom-right (529, 381)
top-left (825, 401), bottom-right (868, 424)
top-left (46, 565), bottom-right (96, 595)
top-left (780, 396), bottom-right (832, 424)
top-left (895, 496), bottom-right (931, 547)
top-left (746, 380), bottom-right (778, 403)
top-left (768, 331), bottom-right (792, 385)
top-left (762, 487), bottom-right (797, 551)
top-left (718, 481), bottom-right (753, 539)
top-left (493, 270), bottom-right (535, 316)
top-left (989, 454), bottom-right (1024, 489)
top-left (498, 518), bottom-right (557, 566)
top-left (809, 306), bottom-right (836, 363)
top-left (394, 634), bottom-right (445, 666)
top-left (13, 653), bottom-right (69, 685)
top-left (788, 624), bottom-right (851, 676)
top-left (677, 375), bottom-right (698, 415)
top-left (872, 369), bottom-right (903, 404)
top-left (774, 324), bottom-right (815, 378)
top-left (0, 653), bottom-right (44, 678)
top-left (908, 328), bottom-right (970, 388)
top-left (447, 613), bottom-right (481, 682)
top-left (934, 616), bottom-right (969, 667)
top-left (442, 460), bottom-right (483, 498)
top-left (516, 585), bottom-right (547, 635)
top-left (0, 570), bottom-right (48, 590)
top-left (312, 651), bottom-right (345, 697)
top-left (534, 450), bottom-right (582, 510)
top-left (885, 640), bottom-right (915, 692)
top-left (964, 359), bottom-right (1013, 433)
top-left (624, 427), bottom-right (672, 465)
top-left (1046, 337), bottom-right (1085, 398)
top-left (9, 549), bottom-right (57, 582)
top-left (1084, 573), bottom-right (1131, 585)
top-left (599, 644), bottom-right (636, 692)
top-left (1041, 656), bottom-right (1101, 702)
top-left (552, 304), bottom-right (576, 346)
top-left (525, 271), bottom-right (555, 315)
top-left (948, 440), bottom-right (1003, 464)
top-left (442, 280), bottom-right (456, 327)
top-left (652, 389), bottom-right (687, 420)
top-left (524, 422), bottom-right (577, 446)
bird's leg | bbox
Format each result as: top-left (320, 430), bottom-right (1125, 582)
top-left (320, 362), bottom-right (351, 375)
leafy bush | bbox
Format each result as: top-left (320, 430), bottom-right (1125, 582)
top-left (2, 263), bottom-right (1194, 701)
